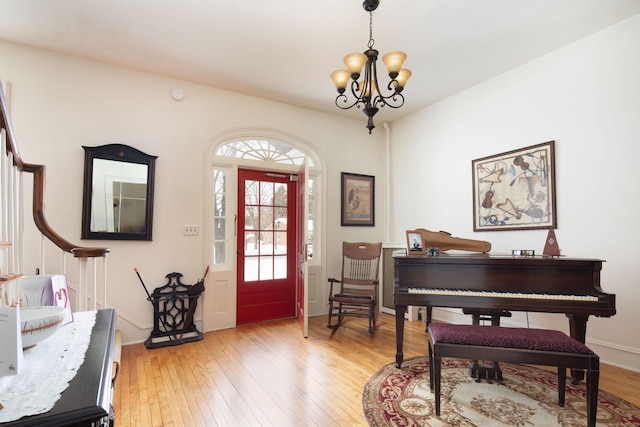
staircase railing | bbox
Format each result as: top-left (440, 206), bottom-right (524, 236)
top-left (0, 80), bottom-right (109, 311)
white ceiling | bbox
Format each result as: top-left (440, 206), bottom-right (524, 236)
top-left (2, 0), bottom-right (640, 124)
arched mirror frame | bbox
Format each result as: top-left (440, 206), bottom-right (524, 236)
top-left (82, 144), bottom-right (157, 241)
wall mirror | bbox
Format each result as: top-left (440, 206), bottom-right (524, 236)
top-left (82, 144), bottom-right (157, 240)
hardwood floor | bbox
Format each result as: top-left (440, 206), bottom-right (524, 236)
top-left (113, 314), bottom-right (640, 426)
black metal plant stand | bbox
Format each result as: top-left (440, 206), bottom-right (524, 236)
top-left (144, 272), bottom-right (205, 349)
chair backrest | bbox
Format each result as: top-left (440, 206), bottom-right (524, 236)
top-left (340, 242), bottom-right (382, 295)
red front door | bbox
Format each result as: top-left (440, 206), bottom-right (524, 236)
top-left (237, 169), bottom-right (296, 324)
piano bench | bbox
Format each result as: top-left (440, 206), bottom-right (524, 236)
top-left (427, 323), bottom-right (600, 427)
top-left (462, 308), bottom-right (513, 381)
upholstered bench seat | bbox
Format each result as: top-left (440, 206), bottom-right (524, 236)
top-left (428, 323), bottom-right (600, 427)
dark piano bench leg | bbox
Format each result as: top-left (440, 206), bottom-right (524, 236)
top-left (427, 323), bottom-right (600, 427)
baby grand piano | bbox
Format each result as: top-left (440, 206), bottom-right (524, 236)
top-left (394, 254), bottom-right (616, 380)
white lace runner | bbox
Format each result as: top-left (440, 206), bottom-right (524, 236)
top-left (0, 310), bottom-right (97, 422)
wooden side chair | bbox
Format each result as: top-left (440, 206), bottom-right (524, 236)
top-left (327, 242), bottom-right (382, 333)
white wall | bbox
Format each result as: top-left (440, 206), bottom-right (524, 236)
top-left (3, 14), bottom-right (639, 370)
top-left (390, 14), bottom-right (640, 371)
top-left (0, 41), bottom-right (387, 344)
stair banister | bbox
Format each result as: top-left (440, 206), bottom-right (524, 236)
top-left (1, 80), bottom-right (109, 311)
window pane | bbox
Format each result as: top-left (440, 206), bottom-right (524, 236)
top-left (275, 231), bottom-right (286, 255)
top-left (307, 177), bottom-right (315, 260)
top-left (259, 206), bottom-right (274, 231)
top-left (274, 182), bottom-right (287, 206)
top-left (244, 256), bottom-right (258, 281)
top-left (214, 218), bottom-right (225, 240)
top-left (245, 205), bottom-right (258, 231)
top-left (274, 207), bottom-right (287, 227)
top-left (245, 180), bottom-right (258, 204)
top-left (261, 181), bottom-right (274, 205)
top-left (213, 241), bottom-right (225, 264)
top-left (215, 194), bottom-right (225, 216)
top-left (274, 255), bottom-right (287, 279)
top-left (259, 256), bottom-right (273, 280)
top-left (214, 169), bottom-right (226, 192)
top-left (244, 231), bottom-right (259, 253)
top-left (262, 233), bottom-right (274, 255)
top-left (212, 167), bottom-right (228, 267)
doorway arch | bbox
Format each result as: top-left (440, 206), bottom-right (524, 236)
top-left (203, 127), bottom-right (326, 331)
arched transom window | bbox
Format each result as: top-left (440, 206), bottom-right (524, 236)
top-left (215, 139), bottom-right (314, 167)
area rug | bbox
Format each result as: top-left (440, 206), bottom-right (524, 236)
top-left (363, 356), bottom-right (640, 426)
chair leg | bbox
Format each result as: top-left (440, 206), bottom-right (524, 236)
top-left (368, 304), bottom-right (376, 333)
top-left (327, 301), bottom-right (344, 330)
top-left (327, 301), bottom-right (336, 329)
top-left (337, 304), bottom-right (345, 325)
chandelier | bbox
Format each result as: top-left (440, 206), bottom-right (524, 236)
top-left (330, 0), bottom-right (411, 134)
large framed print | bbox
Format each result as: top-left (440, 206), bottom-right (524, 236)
top-left (472, 141), bottom-right (556, 231)
top-left (341, 172), bottom-right (375, 226)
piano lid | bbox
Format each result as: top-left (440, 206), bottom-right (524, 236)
top-left (394, 253), bottom-right (608, 295)
top-left (394, 252), bottom-right (605, 264)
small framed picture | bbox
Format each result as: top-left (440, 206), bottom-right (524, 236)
top-left (406, 230), bottom-right (425, 255)
top-left (341, 172), bottom-right (375, 226)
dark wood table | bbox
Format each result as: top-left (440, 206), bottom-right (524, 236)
top-left (2, 308), bottom-right (116, 427)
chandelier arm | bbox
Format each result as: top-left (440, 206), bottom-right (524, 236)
top-left (350, 79), bottom-right (362, 101)
top-left (371, 64), bottom-right (405, 109)
top-left (386, 79), bottom-right (399, 94)
top-left (334, 80), bottom-right (365, 110)
top-left (335, 94), bottom-right (362, 110)
top-left (374, 92), bottom-right (406, 109)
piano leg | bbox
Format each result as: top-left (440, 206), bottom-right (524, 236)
top-left (567, 314), bottom-right (589, 383)
top-left (395, 305), bottom-right (407, 368)
top-left (464, 308), bottom-right (511, 382)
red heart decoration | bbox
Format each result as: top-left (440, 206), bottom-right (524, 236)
top-left (55, 288), bottom-right (68, 308)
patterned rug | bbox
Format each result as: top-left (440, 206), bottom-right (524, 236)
top-left (362, 356), bottom-right (640, 426)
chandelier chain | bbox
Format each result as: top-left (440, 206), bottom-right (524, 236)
top-left (368, 12), bottom-right (375, 49)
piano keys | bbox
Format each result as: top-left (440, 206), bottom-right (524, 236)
top-left (407, 288), bottom-right (600, 302)
top-left (393, 254), bottom-right (616, 380)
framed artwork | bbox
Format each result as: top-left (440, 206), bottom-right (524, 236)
top-left (472, 141), bottom-right (556, 231)
top-left (341, 172), bottom-right (375, 226)
top-left (406, 230), bottom-right (425, 255)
